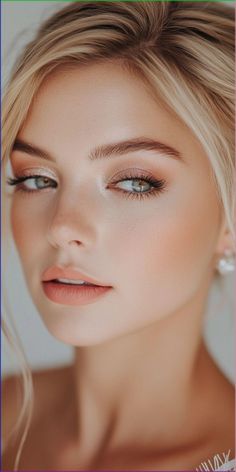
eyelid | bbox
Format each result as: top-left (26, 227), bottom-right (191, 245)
top-left (12, 167), bottom-right (58, 181)
top-left (109, 167), bottom-right (158, 181)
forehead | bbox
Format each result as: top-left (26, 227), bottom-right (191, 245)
top-left (18, 61), bottom-right (209, 172)
top-left (21, 61), bottom-right (183, 132)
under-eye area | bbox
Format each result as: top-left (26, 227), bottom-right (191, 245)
top-left (2, 1), bottom-right (235, 471)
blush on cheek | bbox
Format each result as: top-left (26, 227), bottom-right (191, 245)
top-left (144, 210), bottom-right (219, 294)
top-left (119, 195), bottom-right (219, 311)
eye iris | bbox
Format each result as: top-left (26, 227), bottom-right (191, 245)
top-left (132, 179), bottom-right (150, 193)
top-left (36, 177), bottom-right (50, 188)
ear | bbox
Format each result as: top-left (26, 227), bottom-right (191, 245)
top-left (214, 218), bottom-right (235, 256)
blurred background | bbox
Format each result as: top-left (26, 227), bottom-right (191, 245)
top-left (1, 1), bottom-right (235, 383)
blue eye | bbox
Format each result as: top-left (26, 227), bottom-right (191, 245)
top-left (6, 175), bottom-right (57, 193)
top-left (6, 172), bottom-right (166, 201)
top-left (116, 179), bottom-right (152, 193)
top-left (111, 173), bottom-right (166, 200)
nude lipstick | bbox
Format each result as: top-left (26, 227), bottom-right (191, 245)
top-left (42, 266), bottom-right (112, 306)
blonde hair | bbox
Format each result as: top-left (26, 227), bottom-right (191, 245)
top-left (1, 2), bottom-right (234, 470)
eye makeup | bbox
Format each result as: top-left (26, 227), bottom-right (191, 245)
top-left (7, 168), bottom-right (167, 201)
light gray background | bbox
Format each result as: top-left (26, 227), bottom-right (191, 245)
top-left (1, 1), bottom-right (235, 383)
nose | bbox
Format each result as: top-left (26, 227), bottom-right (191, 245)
top-left (46, 192), bottom-right (97, 250)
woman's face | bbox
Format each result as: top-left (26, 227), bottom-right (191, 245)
top-left (10, 62), bottom-right (223, 345)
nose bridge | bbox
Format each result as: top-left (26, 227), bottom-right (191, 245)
top-left (47, 186), bottom-right (98, 248)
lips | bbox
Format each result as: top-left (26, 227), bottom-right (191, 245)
top-left (42, 265), bottom-right (111, 288)
top-left (41, 265), bottom-right (113, 306)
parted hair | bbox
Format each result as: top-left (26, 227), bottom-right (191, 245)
top-left (1, 2), bottom-right (234, 470)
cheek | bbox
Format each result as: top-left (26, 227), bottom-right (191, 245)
top-left (112, 186), bottom-right (220, 302)
top-left (11, 197), bottom-right (45, 258)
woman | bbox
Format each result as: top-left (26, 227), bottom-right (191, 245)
top-left (1, 2), bottom-right (235, 471)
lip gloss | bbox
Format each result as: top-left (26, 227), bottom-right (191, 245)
top-left (42, 281), bottom-right (112, 306)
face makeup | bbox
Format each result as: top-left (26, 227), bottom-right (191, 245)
top-left (42, 265), bottom-right (113, 306)
top-left (9, 62), bottom-right (222, 346)
top-left (42, 282), bottom-right (112, 306)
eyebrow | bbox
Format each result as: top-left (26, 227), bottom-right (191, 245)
top-left (12, 137), bottom-right (183, 162)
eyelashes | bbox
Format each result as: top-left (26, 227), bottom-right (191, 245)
top-left (6, 171), bottom-right (166, 201)
top-left (110, 170), bottom-right (166, 200)
top-left (7, 175), bottom-right (57, 191)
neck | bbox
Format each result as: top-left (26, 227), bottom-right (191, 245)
top-left (69, 285), bottom-right (215, 461)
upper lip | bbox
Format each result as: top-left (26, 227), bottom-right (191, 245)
top-left (42, 265), bottom-right (112, 287)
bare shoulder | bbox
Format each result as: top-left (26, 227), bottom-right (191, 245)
top-left (29, 364), bottom-right (73, 417)
top-left (2, 374), bottom-right (22, 450)
top-left (2, 372), bottom-right (29, 471)
top-left (2, 365), bottom-right (73, 470)
top-left (2, 365), bottom-right (71, 422)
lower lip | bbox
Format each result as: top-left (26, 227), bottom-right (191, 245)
top-left (42, 281), bottom-right (112, 306)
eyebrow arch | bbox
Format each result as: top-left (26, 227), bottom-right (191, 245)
top-left (12, 137), bottom-right (183, 162)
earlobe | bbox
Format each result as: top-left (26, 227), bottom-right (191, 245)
top-left (215, 248), bottom-right (235, 275)
top-left (214, 221), bottom-right (235, 275)
top-left (215, 219), bottom-right (235, 256)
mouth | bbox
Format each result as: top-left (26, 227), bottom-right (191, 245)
top-left (49, 278), bottom-right (104, 287)
top-left (42, 279), bottom-right (112, 306)
top-left (41, 265), bottom-right (113, 305)
top-left (42, 265), bottom-right (111, 287)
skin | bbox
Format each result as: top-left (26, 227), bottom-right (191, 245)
top-left (7, 61), bottom-right (235, 469)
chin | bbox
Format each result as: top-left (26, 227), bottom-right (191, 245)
top-left (43, 315), bottom-right (146, 347)
top-left (47, 329), bottom-right (123, 347)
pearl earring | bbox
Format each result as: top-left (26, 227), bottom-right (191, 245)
top-left (216, 249), bottom-right (235, 275)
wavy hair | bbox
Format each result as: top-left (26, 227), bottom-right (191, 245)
top-left (1, 2), bottom-right (234, 470)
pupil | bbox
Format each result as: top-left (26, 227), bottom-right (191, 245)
top-left (37, 177), bottom-right (49, 188)
top-left (133, 179), bottom-right (149, 193)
